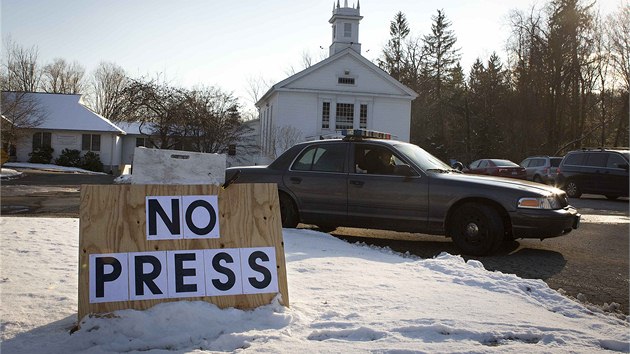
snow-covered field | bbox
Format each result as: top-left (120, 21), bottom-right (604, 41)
top-left (1, 217), bottom-right (628, 353)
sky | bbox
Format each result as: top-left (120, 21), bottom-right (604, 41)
top-left (0, 0), bottom-right (623, 111)
top-left (2, 216), bottom-right (629, 353)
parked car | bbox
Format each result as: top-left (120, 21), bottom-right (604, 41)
top-left (519, 156), bottom-right (563, 184)
top-left (557, 148), bottom-right (629, 199)
top-left (225, 129), bottom-right (580, 256)
top-left (466, 159), bottom-right (527, 180)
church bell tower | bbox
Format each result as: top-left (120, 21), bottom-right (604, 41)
top-left (329, 0), bottom-right (362, 56)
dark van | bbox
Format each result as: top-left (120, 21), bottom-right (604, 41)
top-left (557, 149), bottom-right (629, 199)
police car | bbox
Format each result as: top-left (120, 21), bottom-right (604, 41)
top-left (225, 129), bottom-right (580, 256)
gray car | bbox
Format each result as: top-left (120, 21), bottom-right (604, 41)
top-left (519, 156), bottom-right (563, 184)
top-left (225, 131), bottom-right (580, 256)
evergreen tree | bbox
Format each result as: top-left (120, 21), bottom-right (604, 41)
top-left (378, 12), bottom-right (411, 82)
top-left (420, 10), bottom-right (461, 156)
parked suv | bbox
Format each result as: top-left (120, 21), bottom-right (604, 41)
top-left (557, 148), bottom-right (629, 199)
top-left (520, 156), bottom-right (563, 184)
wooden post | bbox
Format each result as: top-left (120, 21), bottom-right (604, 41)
top-left (78, 183), bottom-right (288, 321)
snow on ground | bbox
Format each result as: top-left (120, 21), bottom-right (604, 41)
top-left (0, 168), bottom-right (22, 179)
top-left (2, 162), bottom-right (107, 175)
top-left (1, 217), bottom-right (628, 353)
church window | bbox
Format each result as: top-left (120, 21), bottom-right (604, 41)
top-left (344, 23), bottom-right (352, 37)
top-left (360, 104), bottom-right (368, 129)
top-left (332, 25), bottom-right (336, 40)
top-left (338, 77), bottom-right (355, 85)
top-left (322, 102), bottom-right (330, 129)
top-left (335, 103), bottom-right (354, 130)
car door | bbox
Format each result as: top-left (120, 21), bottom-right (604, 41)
top-left (604, 153), bottom-right (630, 196)
top-left (583, 152), bottom-right (609, 193)
top-left (283, 142), bottom-right (348, 224)
top-left (346, 143), bottom-right (429, 231)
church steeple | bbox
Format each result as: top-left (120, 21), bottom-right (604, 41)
top-left (329, 1), bottom-right (363, 56)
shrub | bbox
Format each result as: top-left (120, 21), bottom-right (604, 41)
top-left (81, 151), bottom-right (103, 172)
top-left (28, 146), bottom-right (54, 164)
top-left (55, 149), bottom-right (82, 167)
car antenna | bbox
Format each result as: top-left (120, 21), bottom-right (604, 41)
top-left (222, 169), bottom-right (241, 189)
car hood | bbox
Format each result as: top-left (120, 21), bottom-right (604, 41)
top-left (435, 172), bottom-right (564, 196)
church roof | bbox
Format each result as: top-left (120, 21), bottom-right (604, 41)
top-left (257, 48), bottom-right (418, 107)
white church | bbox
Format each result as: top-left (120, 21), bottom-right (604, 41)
top-left (254, 0), bottom-right (418, 161)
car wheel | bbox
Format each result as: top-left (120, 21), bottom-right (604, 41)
top-left (317, 224), bottom-right (337, 233)
top-left (279, 193), bottom-right (299, 228)
top-left (606, 195), bottom-right (619, 200)
top-left (449, 203), bottom-right (504, 256)
top-left (564, 180), bottom-right (582, 198)
top-left (533, 175), bottom-right (543, 183)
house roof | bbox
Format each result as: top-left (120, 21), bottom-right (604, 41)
top-left (2, 92), bottom-right (125, 134)
top-left (256, 48), bottom-right (418, 107)
top-left (116, 122), bottom-right (143, 135)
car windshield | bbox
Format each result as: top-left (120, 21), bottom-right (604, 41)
top-left (491, 159), bottom-right (518, 167)
top-left (394, 143), bottom-right (454, 172)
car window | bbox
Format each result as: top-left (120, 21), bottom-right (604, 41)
top-left (550, 158), bottom-right (562, 167)
top-left (520, 159), bottom-right (530, 167)
top-left (585, 153), bottom-right (608, 167)
top-left (469, 160), bottom-right (481, 169)
top-left (355, 144), bottom-right (409, 175)
top-left (536, 159), bottom-right (545, 167)
top-left (292, 144), bottom-right (346, 172)
top-left (607, 153), bottom-right (628, 169)
top-left (563, 152), bottom-right (585, 166)
top-left (491, 159), bottom-right (518, 167)
top-left (478, 160), bottom-right (489, 168)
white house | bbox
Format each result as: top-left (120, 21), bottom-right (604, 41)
top-left (256, 0), bottom-right (418, 159)
top-left (4, 92), bottom-right (126, 173)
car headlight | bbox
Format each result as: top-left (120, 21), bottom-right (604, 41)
top-left (518, 196), bottom-right (561, 210)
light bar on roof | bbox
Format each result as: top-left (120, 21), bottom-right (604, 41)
top-left (341, 129), bottom-right (391, 140)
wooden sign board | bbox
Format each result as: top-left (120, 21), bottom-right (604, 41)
top-left (78, 183), bottom-right (288, 320)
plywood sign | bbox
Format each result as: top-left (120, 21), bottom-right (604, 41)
top-left (78, 184), bottom-right (288, 320)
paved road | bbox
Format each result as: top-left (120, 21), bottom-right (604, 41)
top-left (332, 196), bottom-right (629, 315)
top-left (1, 169), bottom-right (628, 315)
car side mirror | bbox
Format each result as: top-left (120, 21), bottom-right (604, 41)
top-left (393, 164), bottom-right (415, 177)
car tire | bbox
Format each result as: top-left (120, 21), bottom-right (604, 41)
top-left (449, 203), bottom-right (504, 256)
top-left (279, 192), bottom-right (299, 228)
top-left (317, 224), bottom-right (337, 233)
top-left (606, 195), bottom-right (619, 200)
top-left (533, 175), bottom-right (543, 183)
top-left (564, 180), bottom-right (582, 198)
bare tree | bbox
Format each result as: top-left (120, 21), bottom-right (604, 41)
top-left (607, 2), bottom-right (630, 91)
top-left (268, 124), bottom-right (302, 158)
top-left (184, 86), bottom-right (243, 153)
top-left (84, 62), bottom-right (129, 122)
top-left (123, 77), bottom-right (188, 149)
top-left (41, 58), bottom-right (85, 94)
top-left (245, 74), bottom-right (273, 106)
top-left (1, 91), bottom-right (48, 153)
top-left (1, 37), bottom-right (42, 91)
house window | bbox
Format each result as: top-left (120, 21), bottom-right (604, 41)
top-left (335, 103), bottom-right (354, 130)
top-left (338, 77), bottom-right (355, 85)
top-left (136, 137), bottom-right (148, 147)
top-left (82, 134), bottom-right (101, 151)
top-left (344, 23), bottom-right (352, 37)
top-left (360, 104), bottom-right (368, 129)
top-left (32, 132), bottom-right (52, 150)
top-left (322, 102), bottom-right (330, 129)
